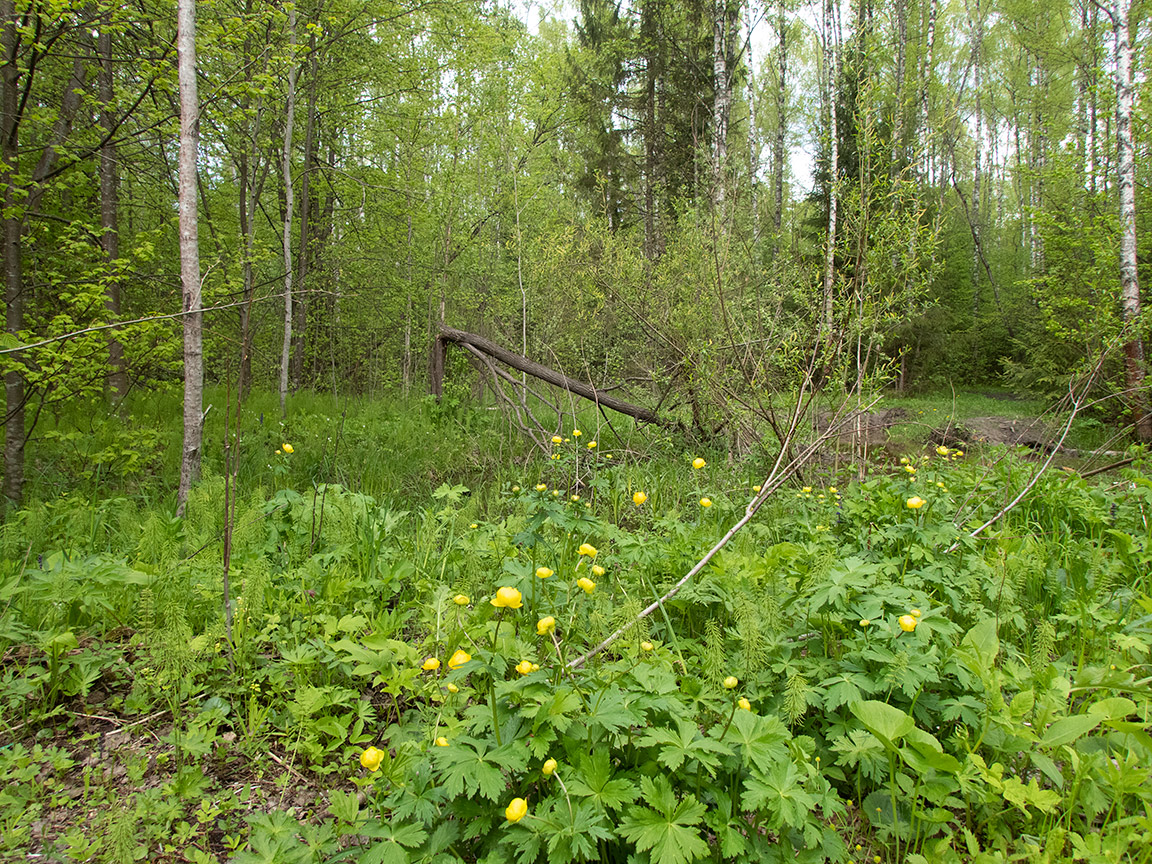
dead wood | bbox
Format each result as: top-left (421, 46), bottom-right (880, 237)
top-left (435, 325), bottom-right (676, 429)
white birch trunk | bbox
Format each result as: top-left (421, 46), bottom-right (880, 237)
top-left (1114, 0), bottom-right (1152, 440)
top-left (821, 0), bottom-right (838, 341)
top-left (176, 0), bottom-right (202, 510)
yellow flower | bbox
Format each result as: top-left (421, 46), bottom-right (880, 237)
top-left (904, 465), bottom-right (916, 474)
top-left (446, 682), bottom-right (459, 693)
top-left (859, 619), bottom-right (870, 627)
top-left (578, 543), bottom-right (598, 558)
top-left (448, 649), bottom-right (471, 669)
top-left (282, 443), bottom-right (294, 454)
top-left (633, 490), bottom-right (648, 506)
top-left (587, 441), bottom-right (597, 449)
top-left (605, 454), bottom-right (613, 459)
top-left (552, 490), bottom-right (559, 497)
top-left (535, 483), bottom-right (547, 492)
top-left (591, 564), bottom-right (605, 577)
top-left (515, 659), bottom-right (535, 676)
top-left (422, 657), bottom-right (441, 671)
top-left (641, 641), bottom-right (654, 652)
top-left (531, 663), bottom-right (539, 672)
top-left (550, 454), bottom-right (559, 461)
top-left (275, 449), bottom-right (281, 455)
top-left (936, 445), bottom-right (950, 456)
top-left (536, 566), bottom-right (554, 579)
top-left (802, 486), bottom-right (812, 492)
top-left (955, 450), bottom-right (964, 457)
top-left (360, 746), bottom-right (384, 772)
top-left (572, 429), bottom-right (582, 438)
top-left (723, 675), bottom-right (738, 690)
top-left (700, 498), bottom-right (712, 508)
top-left (537, 616), bottom-right (556, 635)
top-left (692, 457), bottom-right (707, 469)
top-left (542, 758), bottom-right (557, 777)
top-left (470, 523), bottom-right (478, 529)
top-left (571, 494), bottom-right (580, 502)
top-left (512, 485), bottom-right (520, 492)
top-left (828, 486), bottom-right (837, 493)
top-left (552, 436), bottom-right (562, 444)
top-left (899, 614), bottom-right (918, 633)
top-left (910, 607), bottom-right (922, 617)
top-left (453, 594), bottom-right (470, 606)
top-left (900, 456), bottom-right (909, 464)
top-left (505, 797), bottom-right (528, 822)
top-left (738, 697), bottom-right (751, 711)
top-left (906, 496), bottom-right (926, 509)
top-left (435, 737), bottom-right (449, 747)
top-left (752, 485), bottom-right (762, 493)
top-left (491, 586), bottom-right (523, 609)
top-left (576, 577), bottom-right (595, 594)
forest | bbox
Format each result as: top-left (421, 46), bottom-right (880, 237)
top-left (1, 0), bottom-right (1152, 862)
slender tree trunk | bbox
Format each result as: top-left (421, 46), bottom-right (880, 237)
top-left (642, 0), bottom-right (658, 262)
top-left (744, 0), bottom-right (759, 241)
top-left (177, 0), bottom-right (203, 511)
top-left (970, 0), bottom-right (983, 320)
top-left (98, 26), bottom-right (127, 397)
top-left (919, 0), bottom-right (937, 177)
top-left (1, 0), bottom-right (22, 507)
top-left (1113, 0), bottom-right (1152, 440)
top-left (892, 0), bottom-right (906, 169)
top-left (772, 0), bottom-right (787, 242)
top-left (279, 5), bottom-right (298, 418)
top-left (821, 0), bottom-right (838, 342)
top-left (712, 0), bottom-right (732, 211)
top-left (291, 25), bottom-right (318, 390)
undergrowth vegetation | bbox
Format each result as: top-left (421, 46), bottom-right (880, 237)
top-left (1, 395), bottom-right (1150, 863)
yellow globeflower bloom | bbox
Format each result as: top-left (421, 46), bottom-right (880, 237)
top-left (633, 490), bottom-right (648, 506)
top-left (275, 449), bottom-right (281, 455)
top-left (576, 577), bottom-right (596, 594)
top-left (578, 543), bottom-right (598, 558)
top-left (453, 594), bottom-right (470, 606)
top-left (591, 564), bottom-right (605, 577)
top-left (542, 758), bottom-right (557, 777)
top-left (536, 566), bottom-right (554, 579)
top-left (537, 616), bottom-right (556, 635)
top-left (552, 436), bottom-right (562, 444)
top-left (898, 614), bottom-right (918, 633)
top-left (692, 457), bottom-right (707, 469)
top-left (446, 682), bottom-right (459, 693)
top-left (723, 675), bottom-right (739, 690)
top-left (470, 523), bottom-right (478, 529)
top-left (802, 486), bottom-right (812, 493)
top-left (572, 429), bottom-right (582, 438)
top-left (535, 483), bottom-right (547, 492)
top-left (282, 443), bottom-right (294, 454)
top-left (906, 496), bottom-right (926, 509)
top-left (641, 641), bottom-right (654, 651)
top-left (910, 607), bottom-right (922, 618)
top-left (936, 445), bottom-right (950, 456)
top-left (422, 657), bottom-right (441, 671)
top-left (571, 494), bottom-right (580, 502)
top-left (752, 485), bottom-right (762, 493)
top-left (505, 797), bottom-right (528, 822)
top-left (511, 485), bottom-right (520, 492)
top-left (552, 490), bottom-right (560, 497)
top-left (515, 660), bottom-right (535, 676)
top-left (955, 450), bottom-right (964, 457)
top-left (448, 649), bottom-right (471, 669)
top-left (904, 465), bottom-right (916, 474)
top-left (738, 697), bottom-right (751, 711)
top-left (491, 586), bottom-right (523, 609)
top-left (360, 746), bottom-right (384, 772)
top-left (700, 498), bottom-right (712, 508)
top-left (435, 737), bottom-right (449, 747)
top-left (828, 486), bottom-right (837, 493)
top-left (587, 441), bottom-right (597, 449)
top-left (859, 619), bottom-right (870, 627)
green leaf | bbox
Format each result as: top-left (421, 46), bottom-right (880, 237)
top-left (1040, 715), bottom-right (1101, 748)
top-left (725, 709), bottom-right (790, 773)
top-left (638, 718), bottom-right (731, 776)
top-left (568, 750), bottom-right (639, 812)
top-left (743, 760), bottom-right (816, 831)
top-left (617, 776), bottom-right (709, 864)
top-left (958, 619), bottom-right (999, 675)
top-left (850, 700), bottom-right (914, 747)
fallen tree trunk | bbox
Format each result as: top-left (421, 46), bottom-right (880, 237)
top-left (435, 325), bottom-right (674, 428)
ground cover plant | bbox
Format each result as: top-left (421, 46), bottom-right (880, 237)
top-left (1, 395), bottom-right (1150, 864)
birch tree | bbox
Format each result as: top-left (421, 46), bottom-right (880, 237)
top-left (279, 4), bottom-right (298, 418)
top-left (177, 0), bottom-right (203, 509)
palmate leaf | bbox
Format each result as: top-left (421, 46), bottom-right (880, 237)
top-left (618, 776), bottom-right (709, 864)
top-left (359, 822), bottom-right (428, 864)
top-left (721, 709), bottom-right (790, 773)
top-left (586, 684), bottom-right (641, 736)
top-left (567, 750), bottom-right (640, 812)
top-left (743, 760), bottom-right (817, 832)
top-left (638, 717), bottom-right (732, 775)
top-left (433, 739), bottom-right (508, 801)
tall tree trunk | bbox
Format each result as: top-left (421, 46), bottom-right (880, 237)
top-left (744, 0), bottom-right (759, 241)
top-left (279, 5), bottom-right (298, 418)
top-left (99, 25), bottom-right (127, 398)
top-left (820, 0), bottom-right (838, 343)
top-left (919, 0), bottom-right (937, 177)
top-left (642, 0), bottom-right (658, 262)
top-left (1113, 0), bottom-right (1152, 440)
top-left (970, 0), bottom-right (983, 320)
top-left (177, 0), bottom-right (203, 510)
top-left (772, 0), bottom-right (787, 243)
top-left (1, 0), bottom-right (22, 507)
top-left (892, 0), bottom-right (906, 169)
top-left (291, 23), bottom-right (318, 391)
top-left (712, 0), bottom-right (732, 211)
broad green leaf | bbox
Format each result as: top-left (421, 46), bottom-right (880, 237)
top-left (1040, 715), bottom-right (1101, 748)
top-left (850, 700), bottom-right (914, 746)
top-left (618, 776), bottom-right (708, 864)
